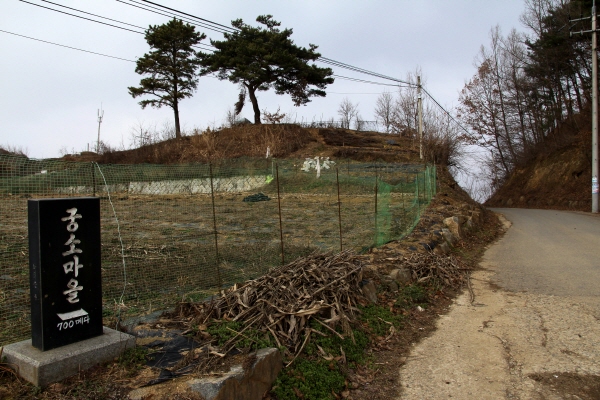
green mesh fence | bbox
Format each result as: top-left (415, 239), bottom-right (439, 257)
top-left (0, 155), bottom-right (436, 346)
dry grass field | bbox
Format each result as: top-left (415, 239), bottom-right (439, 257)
top-left (0, 125), bottom-right (433, 345)
top-left (0, 184), bottom-right (420, 345)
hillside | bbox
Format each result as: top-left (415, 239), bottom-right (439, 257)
top-left (62, 124), bottom-right (474, 205)
top-left (65, 125), bottom-right (424, 165)
top-left (485, 125), bottom-right (593, 212)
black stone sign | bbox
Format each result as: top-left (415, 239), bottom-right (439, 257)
top-left (28, 198), bottom-right (103, 351)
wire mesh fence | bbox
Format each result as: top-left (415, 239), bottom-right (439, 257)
top-left (0, 154), bottom-right (436, 346)
top-left (295, 120), bottom-right (380, 131)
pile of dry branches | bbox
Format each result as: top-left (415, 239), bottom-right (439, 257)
top-left (403, 252), bottom-right (470, 288)
top-left (177, 251), bottom-right (366, 365)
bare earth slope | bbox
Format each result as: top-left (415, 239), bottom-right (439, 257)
top-left (398, 209), bottom-right (600, 399)
top-left (486, 137), bottom-right (592, 212)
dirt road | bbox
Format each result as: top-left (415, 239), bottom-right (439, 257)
top-left (398, 209), bottom-right (600, 399)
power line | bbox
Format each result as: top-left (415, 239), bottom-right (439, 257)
top-left (22, 0), bottom-right (416, 91)
top-left (116, 0), bottom-right (232, 35)
top-left (119, 0), bottom-right (417, 88)
top-left (320, 58), bottom-right (416, 86)
top-left (117, 1), bottom-right (470, 135)
top-left (19, 0), bottom-right (469, 136)
top-left (138, 0), bottom-right (237, 33)
top-left (20, 0), bottom-right (215, 52)
top-left (422, 88), bottom-right (471, 137)
top-left (28, 0), bottom-right (415, 90)
top-left (333, 74), bottom-right (411, 88)
top-left (19, 0), bottom-right (144, 34)
top-left (327, 92), bottom-right (387, 95)
top-left (0, 28), bottom-right (222, 78)
top-left (0, 29), bottom-right (136, 62)
top-left (40, 0), bottom-right (145, 30)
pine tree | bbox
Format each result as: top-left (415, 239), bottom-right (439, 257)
top-left (129, 19), bottom-right (206, 139)
top-left (200, 15), bottom-right (334, 124)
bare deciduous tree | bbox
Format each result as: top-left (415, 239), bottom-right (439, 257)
top-left (223, 107), bottom-right (237, 128)
top-left (262, 106), bottom-right (287, 124)
top-left (374, 91), bottom-right (394, 133)
top-left (337, 97), bottom-right (359, 129)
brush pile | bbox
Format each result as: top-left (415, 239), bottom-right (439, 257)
top-left (177, 251), bottom-right (366, 365)
top-left (404, 252), bottom-right (470, 288)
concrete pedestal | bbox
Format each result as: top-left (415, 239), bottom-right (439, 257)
top-left (2, 327), bottom-right (135, 387)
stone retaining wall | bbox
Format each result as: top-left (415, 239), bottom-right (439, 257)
top-left (53, 175), bottom-right (269, 195)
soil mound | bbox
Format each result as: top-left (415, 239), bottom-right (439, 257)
top-left (486, 136), bottom-right (592, 211)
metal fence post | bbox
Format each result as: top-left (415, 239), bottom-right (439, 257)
top-left (424, 167), bottom-right (429, 203)
top-left (336, 168), bottom-right (343, 252)
top-left (209, 163), bottom-right (222, 289)
top-left (91, 162), bottom-right (96, 197)
top-left (416, 174), bottom-right (420, 216)
top-left (434, 165), bottom-right (437, 196)
top-left (402, 176), bottom-right (407, 232)
top-left (276, 163), bottom-right (285, 265)
top-left (374, 171), bottom-right (379, 246)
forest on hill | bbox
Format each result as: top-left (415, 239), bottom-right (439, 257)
top-left (457, 0), bottom-right (596, 206)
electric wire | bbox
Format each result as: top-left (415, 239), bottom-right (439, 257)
top-left (422, 88), bottom-right (471, 137)
top-left (122, 0), bottom-right (418, 89)
top-left (19, 0), bottom-right (144, 34)
top-left (17, 0), bottom-right (471, 136)
top-left (333, 74), bottom-right (411, 88)
top-left (139, 0), bottom-right (237, 33)
top-left (40, 0), bottom-right (145, 30)
top-left (24, 0), bottom-right (416, 90)
top-left (320, 57), bottom-right (416, 86)
top-left (20, 0), bottom-right (216, 53)
top-left (116, 0), bottom-right (232, 35)
top-left (0, 29), bottom-right (136, 62)
top-left (1, 28), bottom-right (223, 84)
top-left (327, 92), bottom-right (388, 95)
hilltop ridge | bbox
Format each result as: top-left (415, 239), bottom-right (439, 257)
top-left (63, 125), bottom-right (424, 165)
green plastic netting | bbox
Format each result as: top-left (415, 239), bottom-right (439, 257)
top-left (0, 155), bottom-right (436, 345)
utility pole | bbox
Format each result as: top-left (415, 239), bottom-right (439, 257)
top-left (96, 104), bottom-right (104, 154)
top-left (594, 2), bottom-right (599, 213)
top-left (570, 2), bottom-right (599, 213)
top-left (417, 75), bottom-right (423, 160)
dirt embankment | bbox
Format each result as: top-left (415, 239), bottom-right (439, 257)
top-left (65, 125), bottom-right (423, 165)
top-left (486, 129), bottom-right (593, 212)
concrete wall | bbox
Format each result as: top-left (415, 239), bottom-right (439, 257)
top-left (53, 176), bottom-right (268, 195)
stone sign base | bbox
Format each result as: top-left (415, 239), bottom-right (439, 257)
top-left (2, 327), bottom-right (135, 387)
top-left (128, 347), bottom-right (283, 400)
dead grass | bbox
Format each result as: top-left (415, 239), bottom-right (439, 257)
top-left (1, 185), bottom-right (420, 346)
top-left (89, 124), bottom-right (315, 165)
top-left (65, 125), bottom-right (424, 166)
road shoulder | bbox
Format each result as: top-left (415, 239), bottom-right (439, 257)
top-left (397, 213), bottom-right (600, 399)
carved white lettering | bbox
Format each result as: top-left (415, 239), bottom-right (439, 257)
top-left (62, 255), bottom-right (83, 277)
top-left (63, 278), bottom-right (83, 303)
top-left (57, 315), bottom-right (90, 330)
top-left (61, 208), bottom-right (82, 232)
top-left (61, 207), bottom-right (85, 305)
top-left (62, 242), bottom-right (82, 257)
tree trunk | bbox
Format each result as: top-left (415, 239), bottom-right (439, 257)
top-left (246, 84), bottom-right (262, 124)
top-left (173, 79), bottom-right (181, 139)
top-left (174, 101), bottom-right (181, 139)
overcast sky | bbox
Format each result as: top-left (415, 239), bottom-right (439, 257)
top-left (1, 0), bottom-right (525, 159)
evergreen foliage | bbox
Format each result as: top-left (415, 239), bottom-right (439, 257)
top-left (199, 15), bottom-right (334, 124)
top-left (129, 19), bottom-right (206, 139)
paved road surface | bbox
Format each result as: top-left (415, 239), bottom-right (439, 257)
top-left (487, 209), bottom-right (600, 297)
top-left (398, 209), bottom-right (600, 399)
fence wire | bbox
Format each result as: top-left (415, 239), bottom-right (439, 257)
top-left (0, 155), bottom-right (435, 346)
